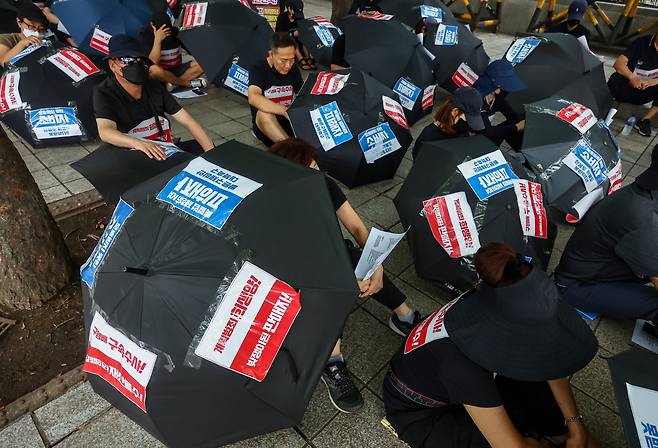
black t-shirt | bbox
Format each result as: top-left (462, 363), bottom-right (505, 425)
top-left (325, 175), bottom-right (347, 211)
top-left (557, 184), bottom-right (658, 284)
top-left (331, 34), bottom-right (349, 67)
top-left (480, 94), bottom-right (520, 141)
top-left (248, 59), bottom-right (303, 122)
top-left (548, 22), bottom-right (591, 43)
top-left (412, 122), bottom-right (457, 159)
top-left (275, 12), bottom-right (298, 33)
top-left (93, 76), bottom-right (182, 141)
top-left (620, 34), bottom-right (658, 80)
top-left (348, 0), bottom-right (383, 14)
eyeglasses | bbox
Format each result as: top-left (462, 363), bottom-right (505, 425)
top-left (20, 19), bottom-right (47, 32)
top-left (118, 57), bottom-right (144, 65)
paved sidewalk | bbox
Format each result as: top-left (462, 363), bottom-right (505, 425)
top-left (2, 1), bottom-right (655, 446)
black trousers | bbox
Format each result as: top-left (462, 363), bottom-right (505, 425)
top-left (176, 139), bottom-right (205, 155)
top-left (608, 73), bottom-right (658, 107)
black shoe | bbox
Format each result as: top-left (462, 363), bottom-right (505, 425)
top-left (321, 359), bottom-right (364, 413)
top-left (635, 119), bottom-right (652, 136)
top-left (389, 310), bottom-right (422, 336)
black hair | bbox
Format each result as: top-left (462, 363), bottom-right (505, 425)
top-left (17, 3), bottom-right (48, 27)
top-left (270, 32), bottom-right (297, 51)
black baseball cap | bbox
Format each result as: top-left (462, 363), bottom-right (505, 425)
top-left (451, 87), bottom-right (485, 131)
top-left (103, 35), bottom-right (150, 61)
top-left (636, 145), bottom-right (658, 191)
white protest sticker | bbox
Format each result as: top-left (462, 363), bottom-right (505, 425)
top-left (354, 228), bottom-right (406, 280)
top-left (393, 78), bottom-right (421, 111)
top-left (29, 107), bottom-right (82, 140)
top-left (128, 116), bottom-right (173, 143)
top-left (224, 63), bottom-right (250, 97)
top-left (0, 71), bottom-right (23, 114)
top-left (563, 141), bottom-right (608, 193)
top-left (311, 72), bottom-right (349, 95)
top-left (89, 28), bottom-right (111, 54)
top-left (626, 383), bottom-right (658, 448)
top-left (182, 2), bottom-right (208, 28)
top-left (132, 138), bottom-right (182, 158)
top-left (422, 192), bottom-right (481, 258)
top-left (358, 122), bottom-right (402, 164)
top-left (264, 85), bottom-right (295, 107)
top-left (452, 62), bottom-right (478, 87)
top-left (505, 37), bottom-right (541, 64)
top-left (309, 16), bottom-right (341, 32)
top-left (361, 12), bottom-right (394, 20)
top-left (434, 24), bottom-right (458, 46)
top-left (512, 180), bottom-right (548, 239)
top-left (9, 41), bottom-right (47, 64)
top-left (422, 85), bottom-right (435, 110)
top-left (194, 261), bottom-right (301, 382)
top-left (607, 159), bottom-right (623, 194)
top-left (156, 158), bottom-right (262, 231)
top-left (83, 312), bottom-right (157, 412)
top-left (556, 102), bottom-right (596, 134)
top-left (159, 46), bottom-right (182, 69)
top-left (457, 150), bottom-right (519, 201)
top-left (47, 48), bottom-right (101, 82)
top-left (382, 95), bottom-right (409, 129)
top-left (634, 67), bottom-right (658, 80)
top-left (420, 5), bottom-right (443, 22)
top-left (313, 25), bottom-right (335, 47)
top-left (309, 101), bottom-right (353, 151)
top-left (404, 298), bottom-right (459, 354)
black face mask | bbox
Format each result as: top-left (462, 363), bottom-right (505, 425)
top-left (454, 119), bottom-right (470, 135)
top-left (122, 62), bottom-right (149, 85)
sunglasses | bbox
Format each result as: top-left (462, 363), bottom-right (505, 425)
top-left (118, 57), bottom-right (145, 65)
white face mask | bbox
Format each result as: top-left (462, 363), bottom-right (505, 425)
top-left (22, 28), bottom-right (42, 38)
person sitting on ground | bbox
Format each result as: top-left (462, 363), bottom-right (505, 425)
top-left (555, 146), bottom-right (658, 336)
top-left (548, 0), bottom-right (591, 46)
top-left (383, 242), bottom-right (600, 448)
top-left (94, 35), bottom-right (214, 160)
top-left (139, 11), bottom-right (206, 91)
top-left (473, 59), bottom-right (526, 151)
top-left (269, 138), bottom-right (423, 414)
top-left (608, 33), bottom-right (658, 137)
top-left (0, 3), bottom-right (49, 65)
top-left (248, 32), bottom-right (303, 147)
top-left (413, 87), bottom-right (484, 159)
top-left (275, 0), bottom-right (316, 70)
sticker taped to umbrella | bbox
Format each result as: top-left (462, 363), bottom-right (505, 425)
top-left (457, 150), bottom-right (519, 201)
top-left (132, 138), bottom-right (183, 158)
top-left (194, 261), bottom-right (301, 381)
top-left (311, 72), bottom-right (349, 95)
top-left (361, 12), bottom-right (394, 20)
top-left (420, 5), bottom-right (443, 23)
top-left (264, 85), bottom-right (295, 107)
top-left (382, 96), bottom-right (409, 129)
top-left (404, 298), bottom-right (458, 354)
top-left (81, 199), bottom-right (135, 288)
top-left (309, 101), bottom-right (353, 151)
top-left (434, 24), bottom-right (458, 46)
top-left (314, 25), bottom-right (336, 47)
top-left (505, 37), bottom-right (540, 64)
top-left (423, 192), bottom-right (481, 258)
top-left (128, 116), bottom-right (173, 143)
top-left (607, 159), bottom-right (623, 194)
top-left (422, 85), bottom-right (435, 110)
top-left (393, 78), bottom-right (421, 111)
top-left (512, 180), bottom-right (548, 239)
top-left (0, 71), bottom-right (24, 114)
top-left (358, 122), bottom-right (401, 164)
top-left (47, 48), bottom-right (100, 82)
top-left (157, 158), bottom-right (263, 231)
top-left (9, 41), bottom-right (47, 64)
top-left (309, 16), bottom-right (342, 33)
top-left (626, 383), bottom-right (658, 448)
top-left (89, 28), bottom-right (111, 54)
top-left (84, 312), bottom-right (157, 412)
top-left (556, 102), bottom-right (596, 134)
top-left (28, 107), bottom-right (83, 140)
top-left (224, 63), bottom-right (250, 97)
top-left (182, 2), bottom-right (208, 28)
top-left (452, 62), bottom-right (478, 88)
top-left (563, 141), bottom-right (608, 193)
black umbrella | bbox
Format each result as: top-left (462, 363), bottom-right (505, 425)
top-left (520, 96), bottom-right (621, 217)
top-left (296, 16), bottom-right (343, 67)
top-left (378, 0), bottom-right (455, 29)
top-left (80, 140), bottom-right (358, 448)
top-left (0, 0), bottom-right (20, 34)
top-left (288, 69), bottom-right (413, 188)
top-left (608, 349), bottom-right (658, 448)
top-left (423, 21), bottom-right (490, 92)
top-left (394, 135), bottom-right (556, 292)
top-left (503, 33), bottom-right (612, 119)
top-left (178, 0), bottom-right (272, 94)
top-left (342, 14), bottom-right (435, 125)
top-left (0, 43), bottom-right (105, 147)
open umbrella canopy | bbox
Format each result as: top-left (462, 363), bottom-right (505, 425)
top-left (297, 16), bottom-right (343, 68)
top-left (521, 97), bottom-right (621, 217)
top-left (288, 70), bottom-right (413, 188)
top-left (503, 33), bottom-right (612, 119)
top-left (394, 135), bottom-right (556, 292)
top-left (80, 140), bottom-right (358, 448)
top-left (0, 42), bottom-right (105, 147)
top-left (342, 14), bottom-right (435, 125)
top-left (378, 0), bottom-right (455, 29)
top-left (178, 0), bottom-right (272, 93)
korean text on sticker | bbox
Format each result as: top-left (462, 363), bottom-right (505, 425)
top-left (556, 102), bottom-right (596, 134)
top-left (452, 62), bottom-right (478, 87)
top-left (47, 48), bottom-right (100, 82)
top-left (505, 37), bottom-right (541, 64)
top-left (89, 28), bottom-right (111, 54)
top-left (382, 95), bottom-right (409, 129)
top-left (457, 150), bottom-right (519, 201)
top-left (0, 71), bottom-right (23, 114)
top-left (314, 25), bottom-right (336, 47)
top-left (224, 63), bottom-right (250, 97)
top-left (182, 2), bottom-right (208, 28)
top-left (311, 72), bottom-right (349, 95)
top-left (422, 85), bottom-right (435, 111)
top-left (434, 24), bottom-right (458, 46)
top-left (626, 383), bottom-right (658, 448)
top-left (358, 122), bottom-right (402, 164)
top-left (422, 192), bottom-right (481, 258)
top-left (607, 160), bottom-right (623, 194)
top-left (512, 180), bottom-right (548, 239)
top-left (29, 107), bottom-right (82, 140)
top-left (393, 78), bottom-right (421, 111)
top-left (404, 298), bottom-right (458, 354)
top-left (420, 5), bottom-right (443, 23)
top-left (563, 141), bottom-right (608, 193)
top-left (309, 101), bottom-right (353, 151)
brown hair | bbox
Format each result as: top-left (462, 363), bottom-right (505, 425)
top-left (268, 138), bottom-right (320, 167)
top-left (474, 242), bottom-right (530, 287)
top-left (433, 99), bottom-right (460, 135)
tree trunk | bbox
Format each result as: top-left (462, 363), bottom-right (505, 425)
top-left (0, 127), bottom-right (72, 311)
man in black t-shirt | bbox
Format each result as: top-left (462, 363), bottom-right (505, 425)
top-left (548, 0), bottom-right (590, 45)
top-left (608, 33), bottom-right (658, 137)
top-left (94, 35), bottom-right (214, 160)
top-left (248, 32), bottom-right (303, 147)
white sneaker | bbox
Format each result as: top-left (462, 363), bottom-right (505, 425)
top-left (189, 78), bottom-right (207, 90)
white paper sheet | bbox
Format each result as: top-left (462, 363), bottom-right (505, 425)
top-left (354, 228), bottom-right (406, 280)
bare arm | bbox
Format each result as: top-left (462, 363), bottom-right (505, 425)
top-left (465, 405), bottom-right (544, 448)
top-left (247, 85), bottom-right (288, 116)
top-left (148, 24), bottom-right (171, 65)
top-left (336, 201), bottom-right (369, 247)
top-left (651, 277), bottom-right (658, 291)
top-left (548, 378), bottom-right (599, 448)
top-left (0, 37), bottom-right (41, 65)
top-left (170, 109), bottom-right (214, 151)
top-left (96, 118), bottom-right (166, 160)
top-left (613, 54), bottom-right (645, 89)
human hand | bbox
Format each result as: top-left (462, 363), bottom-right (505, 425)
top-left (516, 119), bottom-right (525, 132)
top-left (152, 23), bottom-right (171, 43)
top-left (41, 7), bottom-right (60, 24)
top-left (357, 278), bottom-right (371, 299)
top-left (358, 265), bottom-right (384, 298)
top-left (629, 76), bottom-right (644, 89)
top-left (133, 139), bottom-right (167, 160)
top-left (20, 36), bottom-right (42, 49)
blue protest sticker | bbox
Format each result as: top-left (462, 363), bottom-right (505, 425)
top-left (505, 37), bottom-right (541, 64)
top-left (393, 78), bottom-right (421, 111)
top-left (309, 101), bottom-right (353, 151)
top-left (420, 5), bottom-right (443, 22)
top-left (576, 309), bottom-right (599, 321)
top-left (434, 24), bottom-right (458, 46)
top-left (224, 63), bottom-right (250, 97)
top-left (358, 122), bottom-right (401, 164)
top-left (313, 25), bottom-right (335, 47)
top-left (29, 107), bottom-right (82, 140)
top-left (156, 158), bottom-right (262, 230)
top-left (457, 149), bottom-right (519, 201)
top-left (80, 199), bottom-right (135, 288)
top-left (9, 42), bottom-right (46, 64)
top-left (562, 141), bottom-right (608, 193)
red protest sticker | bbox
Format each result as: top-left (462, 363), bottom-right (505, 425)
top-left (512, 180), bottom-right (548, 239)
top-left (556, 102), bottom-right (596, 134)
top-left (83, 312), bottom-right (157, 412)
top-left (422, 85), bottom-right (435, 110)
top-left (404, 298), bottom-right (458, 354)
top-left (451, 62), bottom-right (478, 88)
top-left (422, 192), bottom-right (480, 258)
top-left (182, 2), bottom-right (208, 28)
top-left (311, 72), bottom-right (349, 95)
top-left (0, 71), bottom-right (23, 114)
top-left (128, 116), bottom-right (173, 143)
top-left (607, 160), bottom-right (623, 194)
top-left (361, 12), bottom-right (394, 20)
top-left (194, 262), bottom-right (301, 382)
top-left (264, 85), bottom-right (294, 107)
top-left (382, 95), bottom-right (409, 129)
top-left (47, 49), bottom-right (100, 82)
top-left (309, 16), bottom-right (337, 28)
top-left (89, 28), bottom-right (111, 54)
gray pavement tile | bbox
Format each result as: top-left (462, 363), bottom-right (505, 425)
top-left (595, 318), bottom-right (634, 355)
top-left (183, 103), bottom-right (226, 127)
top-left (230, 130), bottom-right (267, 148)
top-left (355, 195), bottom-right (400, 230)
top-left (395, 157), bottom-right (413, 179)
top-left (236, 115), bottom-right (253, 127)
top-left (51, 163), bottom-right (84, 183)
top-left (369, 176), bottom-right (403, 194)
top-left (218, 100), bottom-right (252, 119)
top-left (340, 183), bottom-right (379, 209)
top-left (208, 120), bottom-right (250, 138)
top-left (32, 169), bottom-right (61, 190)
top-left (33, 146), bottom-right (89, 168)
top-left (389, 223), bottom-right (405, 234)
top-left (297, 384), bottom-right (339, 439)
top-left (64, 177), bottom-right (95, 195)
top-left (0, 415), bottom-right (46, 448)
top-left (573, 389), bottom-right (626, 448)
top-left (34, 382), bottom-right (111, 445)
top-left (81, 140), bottom-right (102, 153)
top-left (616, 134), bottom-right (652, 164)
top-left (382, 238), bottom-right (414, 277)
top-left (41, 185), bottom-right (71, 203)
top-left (627, 162), bottom-right (650, 180)
top-left (21, 153), bottom-right (46, 173)
top-left (226, 428), bottom-right (306, 448)
top-left (312, 389), bottom-right (407, 448)
top-left (384, 182), bottom-right (403, 200)
top-left (399, 265), bottom-right (454, 305)
top-left (366, 366), bottom-right (388, 400)
top-left (636, 144), bottom-right (654, 168)
top-left (571, 349), bottom-right (617, 414)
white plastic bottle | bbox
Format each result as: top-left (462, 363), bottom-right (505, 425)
top-left (621, 115), bottom-right (636, 136)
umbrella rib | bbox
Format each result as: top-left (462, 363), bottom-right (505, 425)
top-left (102, 277), bottom-right (142, 318)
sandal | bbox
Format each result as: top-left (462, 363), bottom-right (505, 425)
top-left (298, 56), bottom-right (316, 71)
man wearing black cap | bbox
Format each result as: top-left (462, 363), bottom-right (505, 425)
top-left (94, 35), bottom-right (214, 160)
top-left (0, 2), bottom-right (48, 64)
top-left (548, 0), bottom-right (591, 45)
top-left (556, 147), bottom-right (658, 334)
